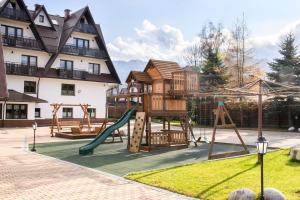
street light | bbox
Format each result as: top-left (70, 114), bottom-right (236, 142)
top-left (31, 122), bottom-right (37, 152)
top-left (256, 136), bottom-right (268, 200)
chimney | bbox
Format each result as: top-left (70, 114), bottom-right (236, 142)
top-left (34, 4), bottom-right (41, 11)
top-left (64, 9), bottom-right (71, 19)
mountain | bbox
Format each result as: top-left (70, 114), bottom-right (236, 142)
top-left (113, 59), bottom-right (147, 84)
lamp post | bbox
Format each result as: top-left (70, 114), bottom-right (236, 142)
top-left (31, 122), bottom-right (37, 152)
top-left (256, 136), bottom-right (268, 200)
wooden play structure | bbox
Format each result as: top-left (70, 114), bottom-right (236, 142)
top-left (50, 103), bottom-right (112, 139)
top-left (110, 59), bottom-right (200, 152)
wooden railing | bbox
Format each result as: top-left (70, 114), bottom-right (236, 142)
top-left (144, 94), bottom-right (186, 112)
top-left (57, 68), bottom-right (87, 80)
top-left (61, 45), bottom-right (107, 58)
top-left (0, 7), bottom-right (29, 21)
top-left (2, 35), bottom-right (42, 50)
top-left (151, 131), bottom-right (187, 146)
top-left (5, 62), bottom-right (38, 76)
top-left (74, 23), bottom-right (97, 34)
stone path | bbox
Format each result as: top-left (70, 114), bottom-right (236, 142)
top-left (0, 127), bottom-right (195, 200)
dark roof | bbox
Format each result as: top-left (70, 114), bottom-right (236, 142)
top-left (144, 59), bottom-right (181, 79)
top-left (0, 34), bottom-right (8, 99)
top-left (0, 0), bottom-right (120, 84)
top-left (126, 71), bottom-right (152, 84)
top-left (7, 90), bottom-right (47, 103)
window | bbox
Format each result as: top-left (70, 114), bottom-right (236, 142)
top-left (61, 84), bottom-right (75, 96)
top-left (21, 55), bottom-right (37, 67)
top-left (1, 25), bottom-right (23, 37)
top-left (39, 15), bottom-right (44, 23)
top-left (6, 104), bottom-right (27, 119)
top-left (62, 108), bottom-right (73, 118)
top-left (80, 18), bottom-right (85, 24)
top-left (60, 60), bottom-right (73, 71)
top-left (89, 63), bottom-right (100, 75)
top-left (0, 103), bottom-right (2, 119)
top-left (73, 38), bottom-right (89, 48)
top-left (35, 108), bottom-right (41, 118)
top-left (87, 108), bottom-right (96, 118)
top-left (24, 81), bottom-right (36, 94)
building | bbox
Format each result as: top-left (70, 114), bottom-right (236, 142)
top-left (0, 0), bottom-right (120, 127)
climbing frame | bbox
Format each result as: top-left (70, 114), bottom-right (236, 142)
top-left (208, 100), bottom-right (249, 160)
top-left (129, 112), bottom-right (146, 153)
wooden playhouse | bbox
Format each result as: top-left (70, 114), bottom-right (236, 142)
top-left (109, 59), bottom-right (199, 151)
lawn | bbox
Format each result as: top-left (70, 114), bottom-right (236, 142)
top-left (127, 149), bottom-right (300, 200)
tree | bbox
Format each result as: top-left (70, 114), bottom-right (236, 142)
top-left (183, 42), bottom-right (204, 71)
top-left (268, 33), bottom-right (300, 85)
top-left (268, 33), bottom-right (300, 127)
top-left (225, 14), bottom-right (262, 88)
top-left (200, 22), bottom-right (227, 87)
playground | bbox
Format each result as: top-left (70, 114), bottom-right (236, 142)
top-left (35, 138), bottom-right (257, 176)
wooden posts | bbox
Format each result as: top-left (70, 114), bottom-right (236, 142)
top-left (208, 100), bottom-right (249, 160)
top-left (50, 103), bottom-right (92, 136)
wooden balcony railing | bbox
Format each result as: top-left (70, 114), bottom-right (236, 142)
top-left (74, 23), bottom-right (97, 34)
top-left (61, 45), bottom-right (107, 58)
top-left (0, 7), bottom-right (29, 21)
top-left (2, 35), bottom-right (42, 50)
top-left (144, 94), bottom-right (187, 113)
top-left (5, 62), bottom-right (38, 76)
top-left (57, 68), bottom-right (87, 80)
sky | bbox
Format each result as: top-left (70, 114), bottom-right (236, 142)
top-left (25, 0), bottom-right (300, 65)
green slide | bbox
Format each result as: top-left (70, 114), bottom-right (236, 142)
top-left (79, 107), bottom-right (136, 155)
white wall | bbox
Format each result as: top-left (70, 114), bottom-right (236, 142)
top-left (6, 75), bottom-right (39, 97)
top-left (37, 78), bottom-right (112, 119)
top-left (0, 18), bottom-right (35, 38)
top-left (34, 10), bottom-right (51, 27)
top-left (66, 32), bottom-right (99, 49)
top-left (3, 46), bottom-right (51, 67)
top-left (53, 54), bottom-right (110, 74)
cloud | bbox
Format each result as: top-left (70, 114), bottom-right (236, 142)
top-left (107, 20), bottom-right (194, 63)
top-left (108, 19), bottom-right (300, 71)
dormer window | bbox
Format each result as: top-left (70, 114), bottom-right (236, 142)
top-left (39, 15), bottom-right (44, 23)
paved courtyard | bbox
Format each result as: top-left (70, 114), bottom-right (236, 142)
top-left (1, 123), bottom-right (300, 200)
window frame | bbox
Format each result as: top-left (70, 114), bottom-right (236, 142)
top-left (61, 84), bottom-right (75, 96)
top-left (39, 15), bottom-right (45, 23)
top-left (5, 104), bottom-right (28, 119)
top-left (87, 108), bottom-right (96, 118)
top-left (73, 37), bottom-right (89, 49)
top-left (21, 55), bottom-right (37, 67)
top-left (60, 60), bottom-right (73, 71)
top-left (35, 108), bottom-right (41, 118)
top-left (1, 25), bottom-right (23, 37)
top-left (62, 107), bottom-right (73, 118)
top-left (0, 103), bottom-right (2, 120)
top-left (24, 81), bottom-right (36, 94)
top-left (88, 63), bottom-right (101, 75)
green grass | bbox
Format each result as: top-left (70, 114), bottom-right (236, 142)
top-left (127, 149), bottom-right (300, 200)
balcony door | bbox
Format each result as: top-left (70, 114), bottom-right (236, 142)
top-left (1, 25), bottom-right (23, 37)
top-left (21, 55), bottom-right (37, 67)
top-left (73, 38), bottom-right (89, 49)
top-left (60, 60), bottom-right (73, 71)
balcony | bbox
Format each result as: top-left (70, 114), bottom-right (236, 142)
top-left (61, 45), bottom-right (107, 59)
top-left (74, 23), bottom-right (97, 34)
top-left (57, 68), bottom-right (87, 80)
top-left (0, 7), bottom-right (30, 21)
top-left (5, 62), bottom-right (38, 76)
top-left (2, 35), bottom-right (43, 50)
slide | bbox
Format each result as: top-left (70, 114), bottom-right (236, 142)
top-left (79, 107), bottom-right (136, 155)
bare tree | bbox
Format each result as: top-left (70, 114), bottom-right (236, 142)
top-left (183, 42), bottom-right (203, 70)
top-left (225, 14), bottom-right (261, 88)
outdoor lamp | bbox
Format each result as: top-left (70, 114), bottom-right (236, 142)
top-left (256, 136), bottom-right (268, 154)
top-left (31, 122), bottom-right (37, 152)
top-left (256, 136), bottom-right (268, 200)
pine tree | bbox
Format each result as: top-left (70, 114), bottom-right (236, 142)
top-left (268, 33), bottom-right (300, 85)
top-left (268, 33), bottom-right (300, 127)
top-left (201, 46), bottom-right (227, 87)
